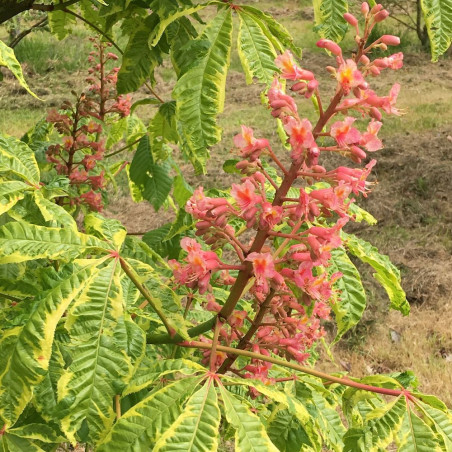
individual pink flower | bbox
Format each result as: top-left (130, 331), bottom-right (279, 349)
top-left (88, 171), bottom-right (106, 189)
top-left (259, 202), bottom-right (283, 230)
top-left (382, 83), bottom-right (402, 115)
top-left (309, 183), bottom-right (352, 217)
top-left (246, 252), bottom-right (283, 294)
top-left (328, 160), bottom-right (376, 195)
top-left (69, 169), bottom-right (88, 184)
top-left (330, 117), bottom-right (361, 147)
top-left (62, 136), bottom-right (74, 149)
top-left (336, 59), bottom-right (367, 92)
top-left (386, 52), bottom-right (404, 70)
top-left (231, 179), bottom-right (261, 215)
top-left (80, 190), bottom-right (103, 211)
top-left (275, 50), bottom-right (313, 81)
top-left (360, 120), bottom-right (383, 151)
top-left (233, 126), bottom-right (269, 160)
top-left (284, 117), bottom-right (315, 158)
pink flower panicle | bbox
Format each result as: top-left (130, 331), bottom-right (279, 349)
top-left (45, 37), bottom-right (132, 212)
top-left (169, 10), bottom-right (403, 381)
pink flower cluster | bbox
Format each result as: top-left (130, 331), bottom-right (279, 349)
top-left (45, 38), bottom-right (132, 212)
top-left (171, 4), bottom-right (403, 381)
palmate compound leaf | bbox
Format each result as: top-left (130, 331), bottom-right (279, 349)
top-left (421, 0), bottom-right (452, 61)
top-left (221, 375), bottom-right (322, 450)
top-left (0, 133), bottom-right (40, 184)
top-left (97, 376), bottom-right (204, 451)
top-left (0, 40), bottom-right (39, 99)
top-left (153, 377), bottom-right (221, 452)
top-left (173, 6), bottom-right (233, 174)
top-left (217, 383), bottom-right (279, 452)
top-left (342, 232), bottom-right (410, 315)
top-left (0, 222), bottom-right (106, 264)
top-left (0, 260), bottom-right (103, 427)
top-left (329, 247), bottom-right (367, 343)
top-left (313, 0), bottom-right (349, 43)
top-left (33, 190), bottom-right (78, 231)
top-left (343, 396), bottom-right (406, 452)
top-left (57, 260), bottom-right (132, 445)
top-left (236, 10), bottom-right (278, 85)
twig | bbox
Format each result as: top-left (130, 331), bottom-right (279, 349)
top-left (115, 395), bottom-right (121, 420)
top-left (32, 0), bottom-right (80, 12)
top-left (9, 16), bottom-right (48, 49)
top-left (104, 135), bottom-right (146, 158)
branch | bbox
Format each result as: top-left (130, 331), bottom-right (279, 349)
top-left (181, 341), bottom-right (414, 399)
top-left (217, 289), bottom-right (275, 374)
top-left (61, 8), bottom-right (123, 55)
top-left (9, 16), bottom-right (48, 49)
top-left (389, 14), bottom-right (417, 32)
top-left (104, 135), bottom-right (147, 158)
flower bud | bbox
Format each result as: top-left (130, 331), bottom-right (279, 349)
top-left (291, 81), bottom-right (307, 92)
top-left (374, 9), bottom-right (389, 22)
top-left (370, 3), bottom-right (383, 14)
top-left (370, 66), bottom-right (381, 76)
top-left (316, 39), bottom-right (342, 56)
top-left (350, 145), bottom-right (367, 160)
top-left (361, 2), bottom-right (370, 15)
top-left (369, 107), bottom-right (382, 120)
top-left (359, 55), bottom-right (370, 65)
top-left (344, 13), bottom-right (358, 26)
top-left (381, 35), bottom-right (400, 46)
top-left (326, 66), bottom-right (336, 75)
top-left (307, 79), bottom-right (319, 91)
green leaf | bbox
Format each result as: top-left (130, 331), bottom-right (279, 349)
top-left (0, 133), bottom-right (40, 184)
top-left (173, 172), bottom-right (194, 207)
top-left (397, 408), bottom-right (442, 451)
top-left (329, 247), bottom-right (367, 343)
top-left (0, 222), bottom-right (105, 264)
top-left (142, 223), bottom-right (182, 259)
top-left (124, 358), bottom-right (206, 396)
top-left (217, 383), bottom-right (279, 452)
top-left (418, 402), bottom-right (452, 450)
top-left (343, 396), bottom-right (406, 452)
top-left (58, 260), bottom-right (130, 444)
top-left (421, 0), bottom-right (452, 61)
top-left (0, 181), bottom-right (32, 216)
top-left (237, 10), bottom-right (277, 85)
top-left (7, 423), bottom-right (65, 444)
top-left (97, 376), bottom-right (203, 451)
top-left (149, 101), bottom-right (178, 160)
top-left (117, 14), bottom-right (163, 94)
top-left (343, 232), bottom-right (410, 315)
top-left (267, 408), bottom-right (315, 452)
top-left (154, 377), bottom-right (221, 451)
top-left (0, 40), bottom-right (39, 99)
top-left (348, 203), bottom-right (377, 225)
top-left (313, 0), bottom-right (349, 42)
top-left (84, 212), bottom-right (127, 250)
top-left (33, 191), bottom-right (77, 231)
top-left (173, 7), bottom-right (233, 173)
top-left (239, 6), bottom-right (302, 57)
top-left (0, 261), bottom-right (101, 427)
top-left (150, 2), bottom-right (212, 47)
top-left (129, 136), bottom-right (173, 210)
top-left (222, 375), bottom-right (324, 449)
top-left (165, 208), bottom-right (194, 240)
top-left (48, 9), bottom-right (76, 40)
